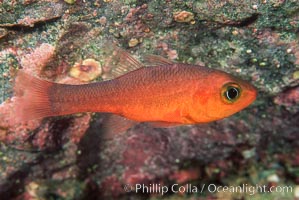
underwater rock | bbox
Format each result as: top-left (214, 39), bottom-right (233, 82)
top-left (274, 86), bottom-right (299, 113)
top-left (0, 2), bottom-right (65, 28)
top-left (0, 28), bottom-right (8, 39)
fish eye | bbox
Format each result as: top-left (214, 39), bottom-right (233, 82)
top-left (226, 87), bottom-right (239, 100)
top-left (221, 83), bottom-right (241, 103)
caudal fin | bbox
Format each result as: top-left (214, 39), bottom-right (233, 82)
top-left (12, 70), bottom-right (54, 124)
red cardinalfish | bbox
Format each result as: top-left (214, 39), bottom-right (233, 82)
top-left (12, 48), bottom-right (257, 134)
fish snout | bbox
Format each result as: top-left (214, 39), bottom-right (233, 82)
top-left (243, 84), bottom-right (258, 104)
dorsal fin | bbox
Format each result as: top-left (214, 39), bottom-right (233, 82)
top-left (103, 46), bottom-right (144, 79)
top-left (143, 54), bottom-right (175, 66)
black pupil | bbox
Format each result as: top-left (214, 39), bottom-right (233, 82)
top-left (226, 87), bottom-right (239, 100)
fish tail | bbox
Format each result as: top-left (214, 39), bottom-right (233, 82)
top-left (12, 70), bottom-right (54, 124)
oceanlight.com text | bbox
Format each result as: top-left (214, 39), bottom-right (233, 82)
top-left (123, 183), bottom-right (293, 196)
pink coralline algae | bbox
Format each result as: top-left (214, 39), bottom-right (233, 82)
top-left (274, 86), bottom-right (299, 107)
top-left (20, 43), bottom-right (55, 75)
top-left (170, 168), bottom-right (201, 184)
top-left (99, 176), bottom-right (125, 198)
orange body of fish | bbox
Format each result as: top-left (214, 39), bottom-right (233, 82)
top-left (12, 50), bottom-right (257, 128)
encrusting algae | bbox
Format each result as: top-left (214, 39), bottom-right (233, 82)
top-left (11, 47), bottom-right (257, 135)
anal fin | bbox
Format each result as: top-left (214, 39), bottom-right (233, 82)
top-left (101, 114), bottom-right (138, 139)
top-left (148, 121), bottom-right (182, 128)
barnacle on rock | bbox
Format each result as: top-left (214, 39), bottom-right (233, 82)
top-left (173, 11), bottom-right (194, 23)
top-left (69, 59), bottom-right (102, 82)
top-left (64, 0), bottom-right (75, 4)
top-left (128, 38), bottom-right (139, 47)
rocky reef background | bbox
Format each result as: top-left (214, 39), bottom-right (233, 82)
top-left (0, 0), bottom-right (298, 199)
